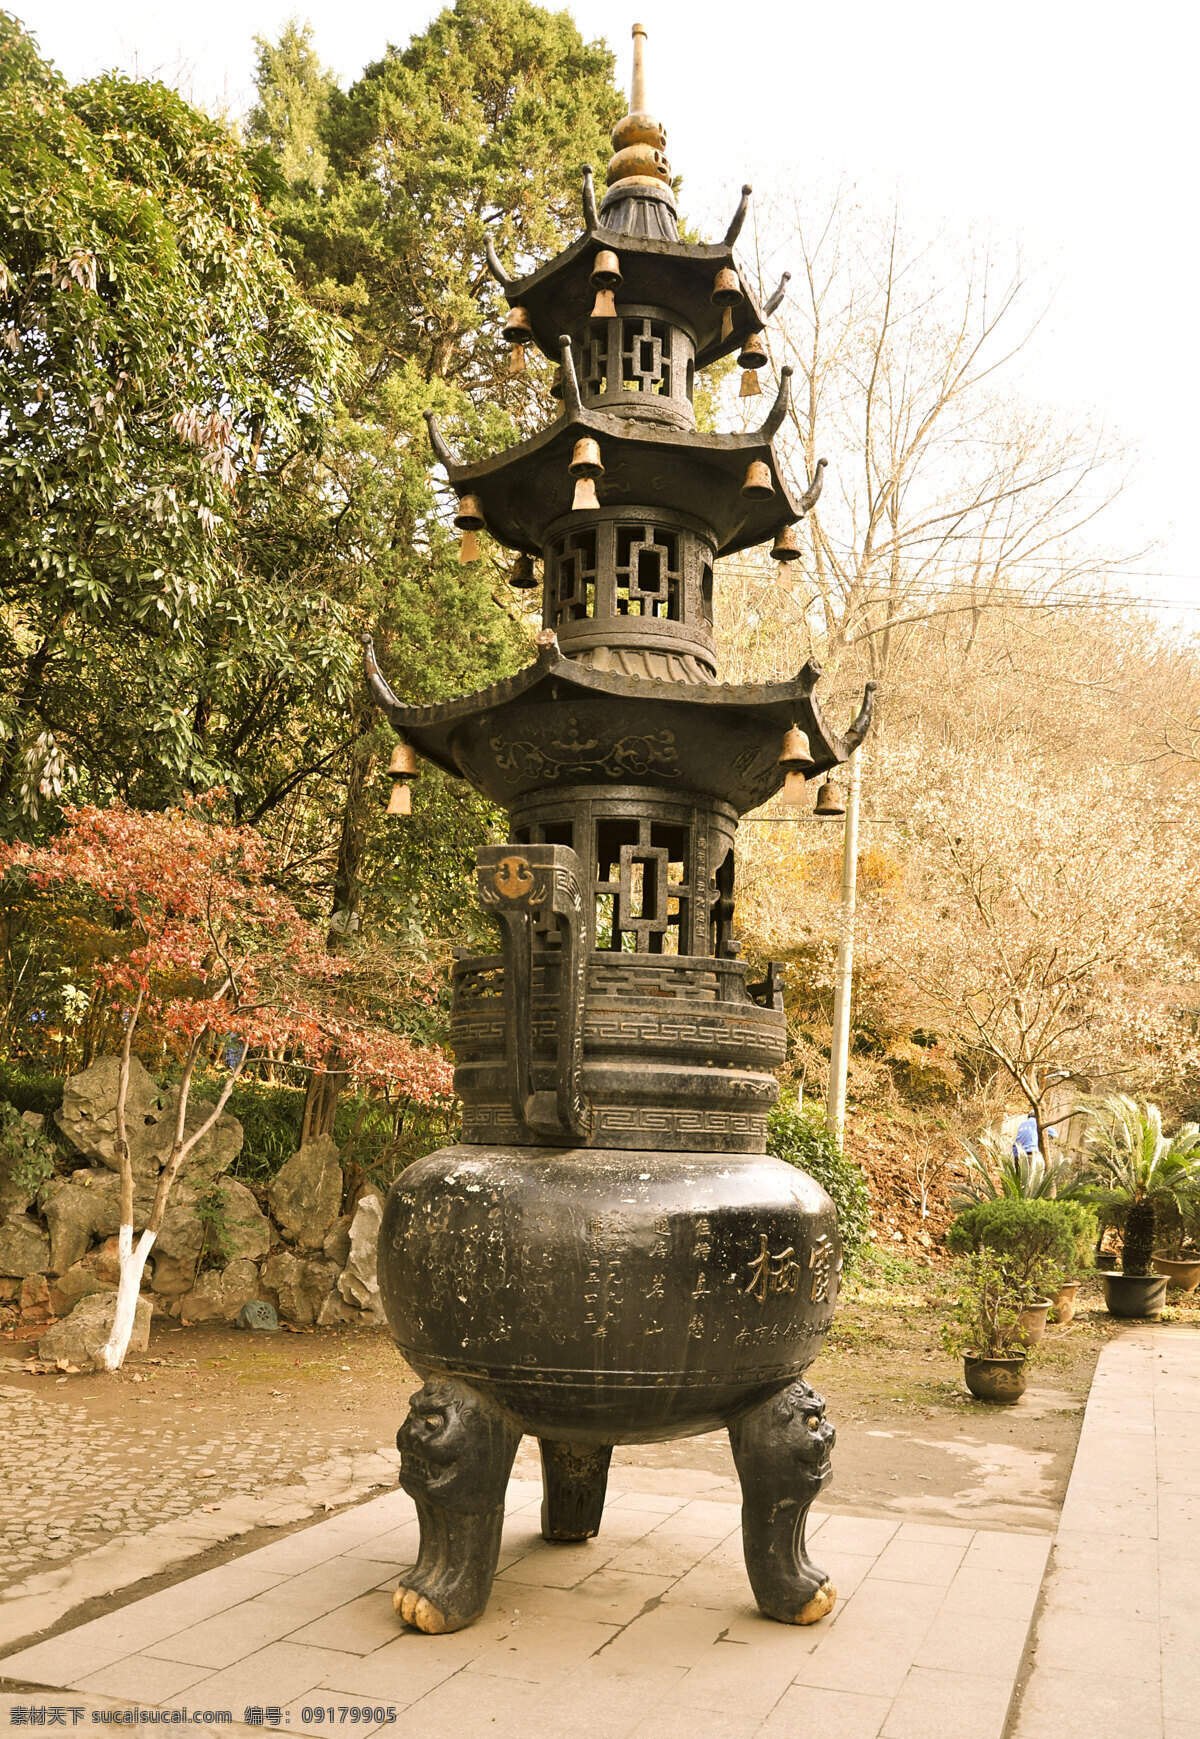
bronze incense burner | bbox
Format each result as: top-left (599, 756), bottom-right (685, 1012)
top-left (365, 22), bottom-right (873, 1635)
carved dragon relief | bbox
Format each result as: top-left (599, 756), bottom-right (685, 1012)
top-left (476, 844), bottom-right (592, 1142)
top-left (489, 717), bottom-right (681, 783)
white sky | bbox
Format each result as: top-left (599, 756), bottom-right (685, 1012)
top-left (14, 0), bottom-right (1200, 616)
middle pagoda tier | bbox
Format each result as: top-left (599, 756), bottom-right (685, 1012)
top-left (364, 49), bottom-right (873, 1156)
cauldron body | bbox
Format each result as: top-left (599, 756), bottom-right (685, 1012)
top-left (379, 1143), bottom-right (840, 1444)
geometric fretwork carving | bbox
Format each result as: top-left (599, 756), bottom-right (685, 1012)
top-left (550, 528), bottom-right (598, 626)
top-left (621, 316), bottom-right (671, 396)
top-left (615, 524), bottom-right (680, 620)
top-left (595, 816), bottom-right (690, 954)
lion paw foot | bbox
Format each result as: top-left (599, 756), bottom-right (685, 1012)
top-left (392, 1582), bottom-right (457, 1634)
top-left (797, 1579), bottom-right (837, 1625)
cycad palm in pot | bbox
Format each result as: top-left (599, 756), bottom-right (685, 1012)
top-left (1078, 1096), bottom-right (1200, 1318)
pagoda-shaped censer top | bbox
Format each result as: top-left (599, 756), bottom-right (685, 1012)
top-left (370, 25), bottom-right (870, 1644)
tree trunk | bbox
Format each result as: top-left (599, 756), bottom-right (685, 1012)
top-left (100, 1224), bottom-right (157, 1372)
top-left (302, 730), bottom-right (374, 1142)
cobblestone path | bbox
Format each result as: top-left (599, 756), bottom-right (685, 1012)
top-left (0, 1382), bottom-right (396, 1593)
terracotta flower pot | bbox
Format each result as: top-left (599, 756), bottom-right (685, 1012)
top-left (963, 1353), bottom-right (1028, 1405)
top-left (1152, 1253), bottom-right (1200, 1296)
top-left (1100, 1272), bottom-right (1167, 1319)
top-left (1051, 1282), bottom-right (1079, 1325)
top-left (1013, 1301), bottom-right (1051, 1346)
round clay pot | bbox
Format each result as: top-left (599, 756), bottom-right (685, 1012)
top-left (1051, 1282), bottom-right (1079, 1325)
top-left (1153, 1253), bottom-right (1200, 1295)
top-left (1100, 1272), bottom-right (1168, 1319)
top-left (963, 1353), bottom-right (1028, 1405)
top-left (1095, 1252), bottom-right (1119, 1271)
top-left (1013, 1301), bottom-right (1051, 1346)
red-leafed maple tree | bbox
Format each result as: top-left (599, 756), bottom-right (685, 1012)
top-left (0, 798), bottom-right (452, 1370)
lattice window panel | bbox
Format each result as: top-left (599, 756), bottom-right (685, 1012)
top-left (614, 525), bottom-right (681, 620)
top-left (594, 817), bottom-right (691, 955)
top-left (585, 324), bottom-right (610, 396)
top-left (620, 317), bottom-right (672, 395)
top-left (549, 528), bottom-right (598, 625)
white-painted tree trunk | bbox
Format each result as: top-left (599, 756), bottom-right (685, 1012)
top-left (99, 1222), bottom-right (157, 1372)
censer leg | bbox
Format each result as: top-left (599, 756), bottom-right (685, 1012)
top-left (538, 1440), bottom-right (613, 1541)
top-left (728, 1380), bottom-right (838, 1625)
top-left (394, 1377), bottom-right (520, 1634)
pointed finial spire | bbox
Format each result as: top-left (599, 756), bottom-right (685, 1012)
top-left (606, 23), bottom-right (671, 192)
top-left (630, 20), bottom-right (648, 113)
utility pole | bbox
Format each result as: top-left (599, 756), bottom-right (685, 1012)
top-left (826, 746), bottom-right (862, 1146)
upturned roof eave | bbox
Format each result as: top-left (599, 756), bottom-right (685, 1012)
top-left (362, 636), bottom-right (865, 768)
top-left (505, 229), bottom-right (766, 368)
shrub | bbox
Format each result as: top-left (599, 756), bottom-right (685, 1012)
top-left (947, 1198), bottom-right (1096, 1291)
top-left (767, 1099), bottom-right (871, 1273)
top-left (224, 1083), bottom-right (306, 1183)
top-left (0, 1100), bottom-right (58, 1202)
top-left (0, 1064), bottom-right (65, 1116)
top-left (941, 1249), bottom-right (1042, 1360)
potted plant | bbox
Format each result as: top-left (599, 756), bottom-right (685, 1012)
top-left (945, 1198), bottom-right (1095, 1343)
top-left (1152, 1191), bottom-right (1200, 1295)
top-left (941, 1251), bottom-right (1038, 1403)
top-left (1077, 1095), bottom-right (1200, 1319)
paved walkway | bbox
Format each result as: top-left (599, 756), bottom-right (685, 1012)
top-left (1010, 1322), bottom-right (1200, 1739)
top-left (0, 1462), bottom-right (1050, 1739)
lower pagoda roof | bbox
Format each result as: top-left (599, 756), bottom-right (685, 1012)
top-left (363, 633), bottom-right (875, 816)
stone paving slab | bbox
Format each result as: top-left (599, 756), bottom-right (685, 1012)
top-left (0, 1468), bottom-right (1050, 1738)
top-left (1010, 1323), bottom-right (1200, 1739)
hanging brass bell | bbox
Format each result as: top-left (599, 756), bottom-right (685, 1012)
top-left (569, 437), bottom-right (603, 511)
top-left (387, 741), bottom-right (419, 778)
top-left (509, 554), bottom-right (538, 588)
top-left (454, 493), bottom-right (485, 563)
top-left (738, 330), bottom-right (766, 398)
top-left (569, 437), bottom-right (604, 478)
top-left (777, 725), bottom-right (812, 765)
top-left (711, 267), bottom-right (742, 307)
top-left (771, 523), bottom-right (803, 563)
top-left (737, 330), bottom-right (768, 370)
top-left (740, 459), bottom-right (774, 500)
top-left (590, 249), bottom-right (621, 320)
top-left (591, 249), bottom-right (622, 289)
top-left (386, 782), bottom-right (412, 817)
top-left (503, 305), bottom-right (533, 345)
top-left (814, 779), bottom-right (846, 819)
top-left (776, 724), bottom-right (813, 808)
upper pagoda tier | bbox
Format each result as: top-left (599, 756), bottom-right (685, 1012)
top-left (418, 22), bottom-right (826, 692)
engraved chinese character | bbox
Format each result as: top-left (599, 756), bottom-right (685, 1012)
top-left (808, 1234), bottom-right (834, 1304)
top-left (743, 1234), bottom-right (771, 1304)
top-left (770, 1246), bottom-right (801, 1294)
top-left (742, 1234), bottom-right (804, 1304)
top-left (692, 1269), bottom-right (711, 1298)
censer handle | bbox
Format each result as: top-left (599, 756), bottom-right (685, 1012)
top-left (476, 844), bottom-right (592, 1142)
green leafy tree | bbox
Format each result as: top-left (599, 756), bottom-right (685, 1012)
top-left (245, 2), bottom-right (622, 961)
top-left (0, 15), bottom-right (353, 825)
